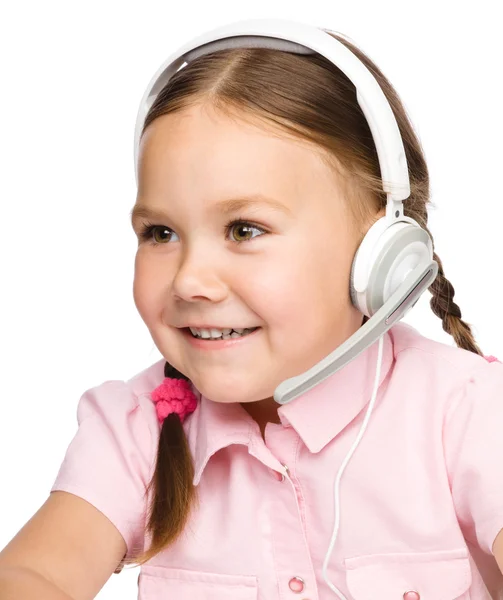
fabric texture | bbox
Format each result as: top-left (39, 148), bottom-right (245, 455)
top-left (50, 322), bottom-right (503, 599)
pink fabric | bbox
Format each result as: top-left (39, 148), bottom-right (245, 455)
top-left (485, 355), bottom-right (501, 364)
top-left (151, 377), bottom-right (197, 424)
top-left (50, 322), bottom-right (503, 599)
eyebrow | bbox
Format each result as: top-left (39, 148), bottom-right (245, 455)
top-left (130, 194), bottom-right (293, 226)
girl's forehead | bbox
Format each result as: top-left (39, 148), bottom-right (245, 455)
top-left (139, 135), bottom-right (339, 196)
top-left (140, 104), bottom-right (326, 163)
top-left (136, 107), bottom-right (350, 220)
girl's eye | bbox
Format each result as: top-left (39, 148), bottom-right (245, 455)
top-left (137, 219), bottom-right (267, 246)
top-left (225, 220), bottom-right (267, 243)
top-left (138, 224), bottom-right (175, 245)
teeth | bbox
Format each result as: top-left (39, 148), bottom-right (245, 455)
top-left (189, 327), bottom-right (256, 339)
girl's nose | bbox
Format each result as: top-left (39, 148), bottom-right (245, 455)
top-left (171, 255), bottom-right (228, 303)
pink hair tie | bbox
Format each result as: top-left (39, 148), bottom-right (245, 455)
top-left (151, 368), bottom-right (198, 424)
top-left (484, 355), bottom-right (501, 363)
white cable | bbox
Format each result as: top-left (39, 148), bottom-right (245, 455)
top-left (321, 334), bottom-right (385, 598)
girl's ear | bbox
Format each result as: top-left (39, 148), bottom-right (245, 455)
top-left (360, 207), bottom-right (385, 237)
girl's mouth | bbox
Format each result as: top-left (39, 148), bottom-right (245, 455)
top-left (180, 327), bottom-right (261, 350)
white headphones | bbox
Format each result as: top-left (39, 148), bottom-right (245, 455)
top-left (351, 213), bottom-right (434, 318)
top-left (133, 17), bottom-right (438, 406)
top-left (133, 19), bottom-right (439, 599)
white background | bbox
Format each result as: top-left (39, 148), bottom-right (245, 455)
top-left (1, 0), bottom-right (502, 598)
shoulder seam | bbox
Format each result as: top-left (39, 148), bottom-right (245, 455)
top-left (134, 391), bottom-right (156, 480)
top-left (393, 345), bottom-right (490, 424)
top-left (444, 359), bottom-right (499, 428)
top-left (394, 344), bottom-right (485, 375)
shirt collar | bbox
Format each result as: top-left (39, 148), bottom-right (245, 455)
top-left (185, 327), bottom-right (395, 485)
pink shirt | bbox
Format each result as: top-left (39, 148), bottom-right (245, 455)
top-left (50, 322), bottom-right (503, 599)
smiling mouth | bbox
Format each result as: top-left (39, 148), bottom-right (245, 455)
top-left (183, 327), bottom-right (260, 340)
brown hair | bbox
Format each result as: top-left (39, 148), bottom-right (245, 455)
top-left (124, 29), bottom-right (483, 568)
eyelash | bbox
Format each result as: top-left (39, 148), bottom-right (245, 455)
top-left (137, 217), bottom-right (267, 246)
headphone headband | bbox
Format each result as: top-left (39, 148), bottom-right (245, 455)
top-left (133, 17), bottom-right (410, 213)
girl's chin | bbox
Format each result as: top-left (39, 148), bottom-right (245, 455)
top-left (191, 378), bottom-right (273, 405)
top-left (195, 387), bottom-right (254, 404)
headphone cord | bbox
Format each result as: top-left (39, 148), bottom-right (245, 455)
top-left (321, 334), bottom-right (385, 598)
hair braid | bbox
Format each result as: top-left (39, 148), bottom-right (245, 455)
top-left (428, 251), bottom-right (483, 355)
top-left (411, 208), bottom-right (483, 356)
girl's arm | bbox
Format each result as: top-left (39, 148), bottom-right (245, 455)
top-left (0, 567), bottom-right (74, 600)
top-left (444, 360), bottom-right (503, 569)
top-left (0, 491), bottom-right (127, 600)
top-left (493, 529), bottom-right (503, 575)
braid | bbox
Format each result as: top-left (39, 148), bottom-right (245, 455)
top-left (409, 209), bottom-right (484, 356)
top-left (130, 359), bottom-right (197, 566)
top-left (428, 251), bottom-right (483, 355)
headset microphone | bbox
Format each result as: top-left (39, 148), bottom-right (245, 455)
top-left (274, 260), bottom-right (437, 405)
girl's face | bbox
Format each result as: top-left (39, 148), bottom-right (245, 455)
top-left (132, 104), bottom-right (371, 406)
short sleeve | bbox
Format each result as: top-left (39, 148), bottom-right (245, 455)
top-left (444, 360), bottom-right (503, 555)
top-left (50, 380), bottom-right (157, 561)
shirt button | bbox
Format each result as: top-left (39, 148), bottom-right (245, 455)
top-left (273, 463), bottom-right (289, 481)
top-left (273, 469), bottom-right (284, 481)
top-left (403, 592), bottom-right (420, 600)
top-left (288, 576), bottom-right (305, 593)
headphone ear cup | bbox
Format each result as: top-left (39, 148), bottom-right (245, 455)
top-left (350, 223), bottom-right (433, 318)
top-left (349, 250), bottom-right (362, 311)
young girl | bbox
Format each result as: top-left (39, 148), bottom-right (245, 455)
top-left (1, 17), bottom-right (502, 600)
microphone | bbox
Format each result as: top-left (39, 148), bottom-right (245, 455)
top-left (273, 260), bottom-right (438, 405)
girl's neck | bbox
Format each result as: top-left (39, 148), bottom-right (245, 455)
top-left (240, 397), bottom-right (280, 441)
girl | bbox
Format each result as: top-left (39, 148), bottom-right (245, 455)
top-left (1, 17), bottom-right (502, 600)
